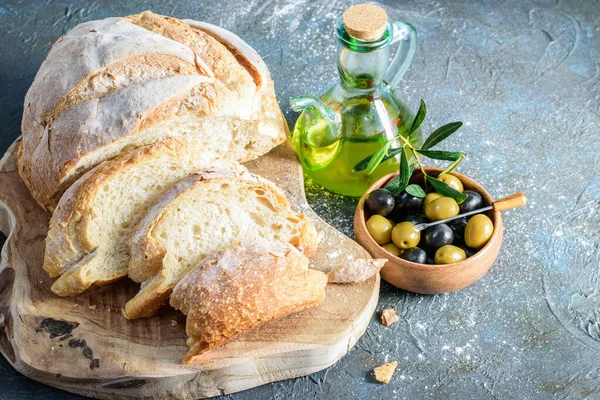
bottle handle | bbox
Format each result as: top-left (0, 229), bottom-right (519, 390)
top-left (384, 21), bottom-right (418, 89)
top-left (290, 95), bottom-right (340, 147)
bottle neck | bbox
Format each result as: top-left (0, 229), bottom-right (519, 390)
top-left (337, 44), bottom-right (390, 90)
top-left (335, 17), bottom-right (393, 91)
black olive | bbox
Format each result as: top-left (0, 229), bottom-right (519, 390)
top-left (418, 231), bottom-right (427, 249)
top-left (447, 217), bottom-right (468, 241)
top-left (393, 190), bottom-right (424, 215)
top-left (365, 188), bottom-right (395, 216)
top-left (399, 212), bottom-right (430, 225)
top-left (426, 252), bottom-right (436, 265)
top-left (399, 247), bottom-right (427, 263)
top-left (459, 190), bottom-right (483, 213)
top-left (462, 245), bottom-right (478, 258)
top-left (424, 223), bottom-right (454, 250)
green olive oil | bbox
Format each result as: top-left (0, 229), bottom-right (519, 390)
top-left (292, 95), bottom-right (418, 196)
top-left (304, 137), bottom-right (399, 196)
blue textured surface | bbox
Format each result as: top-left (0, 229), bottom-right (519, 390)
top-left (1, 0), bottom-right (600, 399)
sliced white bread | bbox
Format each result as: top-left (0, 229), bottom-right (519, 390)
top-left (170, 239), bottom-right (327, 364)
top-left (124, 171), bottom-right (319, 319)
top-left (19, 11), bottom-right (286, 212)
top-left (44, 139), bottom-right (244, 297)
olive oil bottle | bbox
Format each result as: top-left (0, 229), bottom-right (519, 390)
top-left (290, 4), bottom-right (422, 196)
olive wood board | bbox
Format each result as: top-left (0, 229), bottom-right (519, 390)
top-left (0, 138), bottom-right (379, 399)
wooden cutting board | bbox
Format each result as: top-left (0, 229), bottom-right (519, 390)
top-left (0, 138), bottom-right (379, 399)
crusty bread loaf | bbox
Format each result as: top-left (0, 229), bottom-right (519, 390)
top-left (170, 239), bottom-right (328, 364)
top-left (124, 170), bottom-right (319, 319)
top-left (19, 11), bottom-right (286, 212)
top-left (44, 139), bottom-right (244, 297)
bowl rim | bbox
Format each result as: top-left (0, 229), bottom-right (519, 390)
top-left (355, 166), bottom-right (502, 272)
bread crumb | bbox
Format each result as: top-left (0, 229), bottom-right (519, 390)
top-left (374, 361), bottom-right (398, 383)
top-left (171, 320), bottom-right (177, 326)
top-left (381, 308), bottom-right (399, 326)
top-left (88, 305), bottom-right (97, 310)
top-left (328, 258), bottom-right (386, 284)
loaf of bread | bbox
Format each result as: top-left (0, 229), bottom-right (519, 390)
top-left (19, 11), bottom-right (286, 212)
top-left (124, 170), bottom-right (319, 319)
top-left (44, 139), bottom-right (243, 297)
top-left (170, 239), bottom-right (328, 364)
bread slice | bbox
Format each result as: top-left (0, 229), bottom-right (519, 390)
top-left (19, 11), bottom-right (286, 212)
top-left (124, 171), bottom-right (319, 319)
top-left (170, 239), bottom-right (327, 364)
top-left (44, 139), bottom-right (243, 297)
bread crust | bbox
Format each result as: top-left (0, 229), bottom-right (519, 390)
top-left (124, 171), bottom-right (319, 319)
top-left (327, 259), bottom-right (386, 284)
top-left (170, 240), bottom-right (327, 364)
top-left (18, 11), bottom-right (286, 212)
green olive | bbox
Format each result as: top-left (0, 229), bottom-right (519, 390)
top-left (423, 192), bottom-right (443, 210)
top-left (464, 214), bottom-right (494, 249)
top-left (366, 215), bottom-right (393, 245)
top-left (382, 243), bottom-right (403, 257)
top-left (424, 197), bottom-right (460, 221)
top-left (435, 245), bottom-right (467, 264)
top-left (391, 221), bottom-right (421, 249)
top-left (439, 174), bottom-right (464, 192)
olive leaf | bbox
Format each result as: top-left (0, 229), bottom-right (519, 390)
top-left (385, 166), bottom-right (415, 193)
top-left (416, 150), bottom-right (466, 161)
top-left (398, 147), bottom-right (411, 190)
top-left (387, 147), bottom-right (412, 193)
top-left (405, 184), bottom-right (426, 198)
top-left (421, 122), bottom-right (463, 150)
top-left (366, 141), bottom-right (392, 175)
top-left (426, 176), bottom-right (468, 204)
top-left (384, 175), bottom-right (401, 192)
top-left (408, 99), bottom-right (426, 139)
top-left (384, 148), bottom-right (414, 193)
top-left (353, 147), bottom-right (402, 173)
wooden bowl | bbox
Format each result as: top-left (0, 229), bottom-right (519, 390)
top-left (354, 167), bottom-right (503, 294)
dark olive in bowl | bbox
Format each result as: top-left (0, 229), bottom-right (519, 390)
top-left (459, 190), bottom-right (483, 213)
top-left (424, 223), bottom-right (454, 250)
top-left (365, 188), bottom-right (395, 216)
top-left (448, 217), bottom-right (468, 241)
top-left (400, 247), bottom-right (427, 264)
top-left (393, 190), bottom-right (423, 214)
top-left (399, 212), bottom-right (429, 225)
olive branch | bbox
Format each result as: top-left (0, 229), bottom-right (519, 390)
top-left (352, 99), bottom-right (468, 204)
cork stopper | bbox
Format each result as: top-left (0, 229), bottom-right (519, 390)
top-left (342, 4), bottom-right (388, 42)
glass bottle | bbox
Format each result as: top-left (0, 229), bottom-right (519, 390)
top-left (290, 4), bottom-right (422, 196)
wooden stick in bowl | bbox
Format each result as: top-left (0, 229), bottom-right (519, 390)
top-left (414, 192), bottom-right (527, 232)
